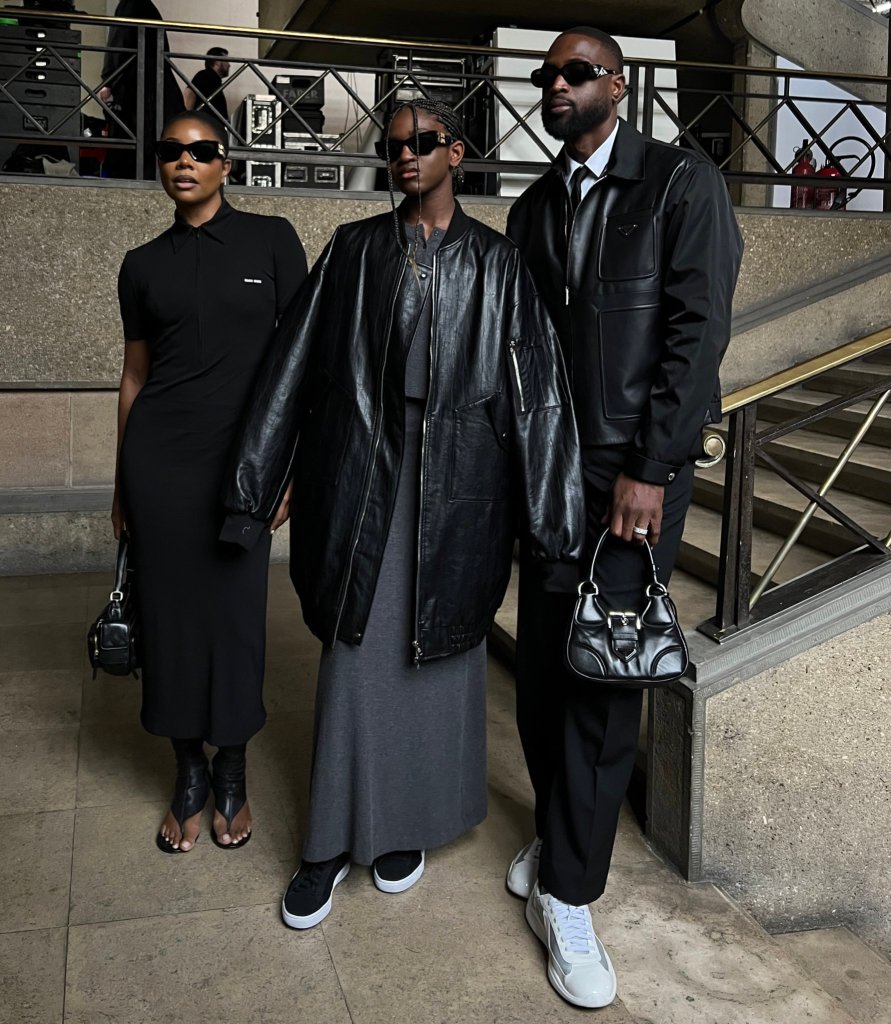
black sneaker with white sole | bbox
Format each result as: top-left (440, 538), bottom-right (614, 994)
top-left (281, 853), bottom-right (350, 929)
top-left (372, 849), bottom-right (425, 893)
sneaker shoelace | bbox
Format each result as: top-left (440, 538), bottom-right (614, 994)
top-left (528, 837), bottom-right (543, 861)
top-left (551, 899), bottom-right (599, 958)
top-left (290, 862), bottom-right (327, 891)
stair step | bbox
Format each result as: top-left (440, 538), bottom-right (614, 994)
top-left (693, 469), bottom-right (890, 557)
top-left (677, 503), bottom-right (829, 588)
top-left (802, 361), bottom-right (891, 397)
top-left (758, 390), bottom-right (891, 447)
top-left (776, 927), bottom-right (891, 1024)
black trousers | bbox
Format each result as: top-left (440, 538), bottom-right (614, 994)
top-left (515, 445), bottom-right (694, 906)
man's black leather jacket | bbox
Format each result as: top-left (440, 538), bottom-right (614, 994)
top-left (507, 119), bottom-right (743, 485)
top-left (221, 203), bottom-right (584, 662)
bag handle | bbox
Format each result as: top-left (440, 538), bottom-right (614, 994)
top-left (111, 533), bottom-right (129, 600)
top-left (579, 527), bottom-right (665, 597)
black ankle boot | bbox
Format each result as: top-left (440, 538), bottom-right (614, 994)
top-left (211, 744), bottom-right (251, 850)
top-left (156, 738), bottom-right (210, 854)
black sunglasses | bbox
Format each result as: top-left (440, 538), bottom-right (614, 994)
top-left (530, 61), bottom-right (617, 90)
top-left (374, 129), bottom-right (457, 162)
top-left (155, 139), bottom-right (227, 163)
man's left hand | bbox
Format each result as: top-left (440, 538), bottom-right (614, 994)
top-left (603, 473), bottom-right (665, 545)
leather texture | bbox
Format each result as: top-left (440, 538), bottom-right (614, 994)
top-left (507, 119), bottom-right (744, 485)
top-left (87, 534), bottom-right (140, 678)
top-left (222, 202), bottom-right (585, 662)
top-left (211, 746), bottom-right (246, 831)
top-left (565, 529), bottom-right (688, 686)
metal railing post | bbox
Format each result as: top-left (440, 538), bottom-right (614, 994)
top-left (155, 24), bottom-right (165, 182)
top-left (705, 403), bottom-right (756, 638)
top-left (135, 25), bottom-right (145, 179)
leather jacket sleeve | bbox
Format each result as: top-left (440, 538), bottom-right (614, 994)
top-left (625, 160), bottom-right (743, 484)
top-left (506, 258), bottom-right (585, 569)
top-left (220, 231), bottom-right (338, 549)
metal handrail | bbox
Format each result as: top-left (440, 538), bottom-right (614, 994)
top-left (721, 325), bottom-right (891, 414)
top-left (2, 7), bottom-right (891, 83)
top-left (699, 323), bottom-right (891, 643)
top-left (3, 6), bottom-right (891, 201)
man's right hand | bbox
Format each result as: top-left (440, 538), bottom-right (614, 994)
top-left (98, 85), bottom-right (113, 103)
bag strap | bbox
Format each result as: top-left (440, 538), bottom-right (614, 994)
top-left (583, 527), bottom-right (661, 593)
top-left (111, 533), bottom-right (129, 599)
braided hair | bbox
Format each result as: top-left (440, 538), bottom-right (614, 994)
top-left (382, 99), bottom-right (465, 270)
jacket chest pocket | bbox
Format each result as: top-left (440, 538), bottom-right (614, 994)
top-left (598, 208), bottom-right (656, 281)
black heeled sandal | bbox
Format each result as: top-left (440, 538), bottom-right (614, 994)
top-left (156, 742), bottom-right (210, 854)
top-left (211, 745), bottom-right (252, 850)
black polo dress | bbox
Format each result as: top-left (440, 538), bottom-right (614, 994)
top-left (117, 201), bottom-right (307, 745)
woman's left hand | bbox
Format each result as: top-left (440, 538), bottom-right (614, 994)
top-left (270, 481), bottom-right (293, 534)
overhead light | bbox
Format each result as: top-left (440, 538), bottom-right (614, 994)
top-left (873, 1), bottom-right (891, 12)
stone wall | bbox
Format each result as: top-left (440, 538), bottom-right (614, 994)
top-left (702, 611), bottom-right (891, 957)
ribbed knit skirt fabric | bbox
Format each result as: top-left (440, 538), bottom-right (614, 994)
top-left (301, 400), bottom-right (488, 865)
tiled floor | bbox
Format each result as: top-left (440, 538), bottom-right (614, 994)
top-left (0, 567), bottom-right (861, 1024)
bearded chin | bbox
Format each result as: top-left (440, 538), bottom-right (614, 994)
top-left (543, 99), bottom-right (612, 141)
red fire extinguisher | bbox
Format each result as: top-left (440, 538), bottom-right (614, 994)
top-left (813, 161), bottom-right (846, 211)
top-left (790, 139), bottom-right (816, 209)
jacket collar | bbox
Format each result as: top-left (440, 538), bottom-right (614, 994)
top-left (170, 199), bottom-right (234, 252)
top-left (396, 198), bottom-right (471, 252)
top-left (550, 118), bottom-right (646, 186)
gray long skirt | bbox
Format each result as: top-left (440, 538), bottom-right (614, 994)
top-left (302, 401), bottom-right (488, 865)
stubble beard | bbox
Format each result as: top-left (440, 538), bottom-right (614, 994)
top-left (542, 96), bottom-right (612, 142)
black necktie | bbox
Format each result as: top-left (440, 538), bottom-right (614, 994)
top-left (569, 165), bottom-right (591, 216)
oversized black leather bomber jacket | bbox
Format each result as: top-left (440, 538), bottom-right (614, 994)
top-left (507, 119), bottom-right (744, 485)
top-left (221, 203), bottom-right (584, 663)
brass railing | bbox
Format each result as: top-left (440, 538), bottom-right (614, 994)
top-left (698, 327), bottom-right (891, 642)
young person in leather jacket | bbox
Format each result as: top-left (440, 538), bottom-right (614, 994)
top-left (504, 27), bottom-right (743, 1009)
top-left (221, 100), bottom-right (585, 929)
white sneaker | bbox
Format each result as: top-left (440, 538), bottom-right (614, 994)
top-left (506, 837), bottom-right (542, 898)
top-left (525, 881), bottom-right (618, 1008)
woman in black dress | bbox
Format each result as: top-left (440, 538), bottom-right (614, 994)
top-left (112, 109), bottom-right (307, 852)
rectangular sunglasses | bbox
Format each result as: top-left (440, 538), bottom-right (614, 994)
top-left (530, 61), bottom-right (617, 89)
top-left (374, 129), bottom-right (456, 163)
top-left (155, 139), bottom-right (227, 163)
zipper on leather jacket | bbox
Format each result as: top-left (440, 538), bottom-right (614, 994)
top-left (412, 249), bottom-right (438, 668)
top-left (565, 190), bottom-right (575, 307)
top-left (509, 339), bottom-right (526, 414)
top-left (332, 259), bottom-right (408, 644)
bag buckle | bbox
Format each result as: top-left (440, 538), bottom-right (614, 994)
top-left (608, 611), bottom-right (641, 663)
top-left (608, 611), bottom-right (641, 632)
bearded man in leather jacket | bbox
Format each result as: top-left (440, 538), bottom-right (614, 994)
top-left (503, 27), bottom-right (743, 1009)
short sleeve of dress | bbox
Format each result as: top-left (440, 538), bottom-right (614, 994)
top-left (117, 253), bottom-right (147, 341)
top-left (272, 217), bottom-right (309, 318)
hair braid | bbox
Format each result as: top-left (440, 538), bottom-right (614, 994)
top-left (383, 99), bottom-right (465, 268)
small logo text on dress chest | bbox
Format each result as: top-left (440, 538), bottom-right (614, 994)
top-left (243, 277), bottom-right (263, 285)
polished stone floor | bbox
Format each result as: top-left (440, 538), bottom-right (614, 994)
top-left (0, 567), bottom-right (867, 1023)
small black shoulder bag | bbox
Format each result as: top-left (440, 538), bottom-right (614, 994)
top-left (87, 534), bottom-right (140, 679)
top-left (565, 528), bottom-right (688, 687)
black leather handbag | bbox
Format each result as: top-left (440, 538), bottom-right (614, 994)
top-left (565, 528), bottom-right (688, 687)
top-left (87, 534), bottom-right (140, 679)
